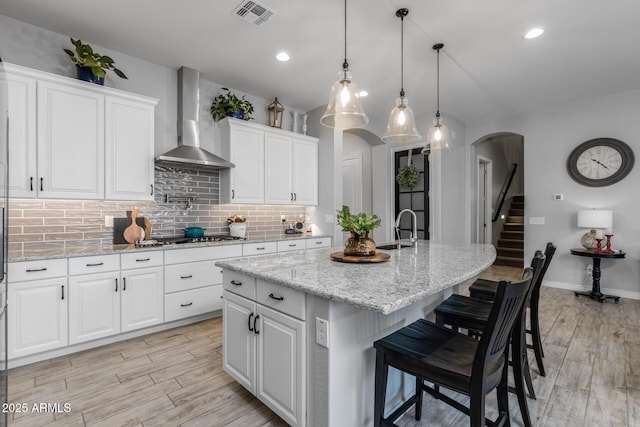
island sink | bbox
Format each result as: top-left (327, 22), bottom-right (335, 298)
top-left (375, 243), bottom-right (413, 250)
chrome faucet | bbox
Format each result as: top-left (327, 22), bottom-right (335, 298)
top-left (395, 209), bottom-right (418, 247)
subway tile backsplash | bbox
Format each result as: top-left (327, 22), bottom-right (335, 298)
top-left (8, 166), bottom-right (307, 252)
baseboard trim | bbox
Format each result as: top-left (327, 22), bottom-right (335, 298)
top-left (543, 280), bottom-right (640, 301)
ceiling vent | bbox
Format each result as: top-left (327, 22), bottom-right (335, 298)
top-left (232, 0), bottom-right (276, 26)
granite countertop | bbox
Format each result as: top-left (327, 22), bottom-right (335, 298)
top-left (215, 241), bottom-right (496, 314)
top-left (8, 234), bottom-right (328, 262)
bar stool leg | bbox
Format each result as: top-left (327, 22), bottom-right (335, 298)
top-left (374, 349), bottom-right (388, 427)
top-left (529, 301), bottom-right (546, 376)
top-left (496, 351), bottom-right (511, 427)
top-left (414, 377), bottom-right (423, 420)
top-left (511, 323), bottom-right (533, 427)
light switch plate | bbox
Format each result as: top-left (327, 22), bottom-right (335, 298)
top-left (529, 217), bottom-right (545, 225)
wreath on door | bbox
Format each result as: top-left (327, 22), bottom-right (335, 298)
top-left (396, 150), bottom-right (419, 188)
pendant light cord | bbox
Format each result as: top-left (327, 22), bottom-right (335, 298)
top-left (433, 43), bottom-right (444, 118)
top-left (343, 0), bottom-right (349, 70)
top-left (400, 12), bottom-right (404, 98)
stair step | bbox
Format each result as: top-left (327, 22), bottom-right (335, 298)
top-left (498, 238), bottom-right (524, 249)
top-left (503, 223), bottom-right (524, 231)
top-left (513, 195), bottom-right (525, 202)
top-left (501, 230), bottom-right (524, 239)
top-left (497, 247), bottom-right (524, 257)
top-left (494, 256), bottom-right (525, 267)
top-left (507, 216), bottom-right (524, 224)
top-left (509, 209), bottom-right (524, 216)
top-left (511, 202), bottom-right (524, 209)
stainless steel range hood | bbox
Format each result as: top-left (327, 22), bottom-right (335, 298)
top-left (156, 66), bottom-right (235, 170)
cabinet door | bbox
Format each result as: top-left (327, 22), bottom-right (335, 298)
top-left (223, 290), bottom-right (256, 392)
top-left (121, 266), bottom-right (164, 332)
top-left (105, 95), bottom-right (155, 201)
top-left (292, 138), bottom-right (318, 205)
top-left (256, 304), bottom-right (305, 427)
top-left (68, 271), bottom-right (120, 344)
top-left (264, 133), bottom-right (292, 204)
top-left (37, 80), bottom-right (104, 199)
top-left (6, 72), bottom-right (37, 198)
top-left (8, 278), bottom-right (68, 359)
top-left (229, 126), bottom-right (264, 203)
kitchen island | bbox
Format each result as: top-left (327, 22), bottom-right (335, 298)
top-left (216, 241), bottom-right (496, 427)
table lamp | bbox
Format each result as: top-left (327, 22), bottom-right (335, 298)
top-left (577, 209), bottom-right (612, 250)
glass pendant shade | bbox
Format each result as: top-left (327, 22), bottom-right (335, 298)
top-left (321, 69), bottom-right (369, 129)
top-left (382, 97), bottom-right (421, 143)
top-left (426, 116), bottom-right (450, 151)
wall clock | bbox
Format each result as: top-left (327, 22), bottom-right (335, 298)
top-left (566, 138), bottom-right (635, 187)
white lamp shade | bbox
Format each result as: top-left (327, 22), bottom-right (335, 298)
top-left (426, 116), bottom-right (450, 151)
top-left (320, 69), bottom-right (369, 129)
top-left (382, 97), bottom-right (422, 144)
top-left (577, 209), bottom-right (612, 229)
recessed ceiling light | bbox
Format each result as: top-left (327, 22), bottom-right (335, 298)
top-left (276, 52), bottom-right (290, 62)
top-left (357, 90), bottom-right (368, 97)
top-left (524, 27), bottom-right (544, 39)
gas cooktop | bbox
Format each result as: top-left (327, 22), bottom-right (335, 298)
top-left (134, 235), bottom-right (244, 247)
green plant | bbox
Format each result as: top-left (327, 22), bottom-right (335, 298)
top-left (336, 205), bottom-right (381, 235)
top-left (210, 88), bottom-right (254, 121)
top-left (396, 165), bottom-right (419, 188)
top-left (63, 38), bottom-right (127, 79)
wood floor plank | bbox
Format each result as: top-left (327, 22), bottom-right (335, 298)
top-left (86, 395), bottom-right (174, 427)
top-left (585, 386), bottom-right (628, 427)
top-left (628, 387), bottom-right (640, 427)
top-left (167, 369), bottom-right (236, 407)
top-left (116, 351), bottom-right (194, 383)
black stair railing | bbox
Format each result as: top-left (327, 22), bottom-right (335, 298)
top-left (492, 163), bottom-right (518, 223)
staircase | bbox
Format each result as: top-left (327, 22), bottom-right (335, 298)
top-left (494, 195), bottom-right (524, 267)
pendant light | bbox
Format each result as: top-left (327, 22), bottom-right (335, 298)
top-left (382, 9), bottom-right (421, 144)
top-left (320, 0), bottom-right (369, 129)
top-left (422, 43), bottom-right (450, 154)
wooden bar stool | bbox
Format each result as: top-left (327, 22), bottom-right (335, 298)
top-left (433, 251), bottom-right (545, 427)
top-left (470, 242), bottom-right (556, 377)
top-left (373, 268), bottom-right (534, 427)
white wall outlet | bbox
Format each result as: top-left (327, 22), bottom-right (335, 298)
top-left (281, 215), bottom-right (286, 223)
top-left (325, 214), bottom-right (334, 223)
top-left (104, 215), bottom-right (114, 227)
top-left (315, 317), bottom-right (329, 348)
top-left (529, 217), bottom-right (545, 225)
top-left (553, 194), bottom-right (564, 201)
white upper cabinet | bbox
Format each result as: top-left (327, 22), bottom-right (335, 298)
top-left (105, 95), bottom-right (156, 201)
top-left (37, 79), bottom-right (105, 199)
top-left (5, 72), bottom-right (37, 198)
top-left (220, 118), bottom-right (318, 205)
top-left (4, 63), bottom-right (157, 201)
top-left (220, 119), bottom-right (265, 204)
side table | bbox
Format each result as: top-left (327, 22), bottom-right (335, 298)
top-left (570, 248), bottom-right (625, 303)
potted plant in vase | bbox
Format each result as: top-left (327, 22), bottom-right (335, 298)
top-left (210, 88), bottom-right (254, 122)
top-left (63, 38), bottom-right (128, 85)
top-left (336, 205), bottom-right (381, 256)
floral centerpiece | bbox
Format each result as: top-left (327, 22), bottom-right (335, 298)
top-left (336, 205), bottom-right (381, 256)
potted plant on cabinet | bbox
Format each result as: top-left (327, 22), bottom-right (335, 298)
top-left (63, 38), bottom-right (128, 85)
top-left (210, 88), bottom-right (254, 121)
top-left (336, 205), bottom-right (381, 256)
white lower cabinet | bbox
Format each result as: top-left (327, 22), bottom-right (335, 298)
top-left (121, 266), bottom-right (164, 332)
top-left (223, 275), bottom-right (306, 427)
top-left (8, 278), bottom-right (68, 359)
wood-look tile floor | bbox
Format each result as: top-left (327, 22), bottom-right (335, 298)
top-left (7, 264), bottom-right (640, 426)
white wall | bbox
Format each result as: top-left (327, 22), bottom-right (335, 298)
top-left (343, 133), bottom-right (373, 215)
top-left (467, 88), bottom-right (640, 298)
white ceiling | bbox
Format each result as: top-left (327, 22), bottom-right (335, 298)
top-left (2, 0), bottom-right (640, 137)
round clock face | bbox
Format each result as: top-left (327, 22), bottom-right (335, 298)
top-left (567, 138), bottom-right (634, 187)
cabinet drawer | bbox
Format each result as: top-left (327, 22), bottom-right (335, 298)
top-left (306, 237), bottom-right (331, 249)
top-left (121, 251), bottom-right (163, 269)
top-left (223, 271), bottom-right (256, 300)
top-left (277, 240), bottom-right (305, 252)
top-left (257, 280), bottom-right (306, 320)
top-left (243, 241), bottom-right (277, 256)
top-left (8, 258), bottom-right (67, 282)
top-left (69, 255), bottom-right (120, 275)
top-left (164, 244), bottom-right (242, 265)
top-left (165, 260), bottom-right (220, 293)
top-left (165, 285), bottom-right (223, 322)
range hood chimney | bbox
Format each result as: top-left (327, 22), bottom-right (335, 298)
top-left (155, 66), bottom-right (235, 170)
